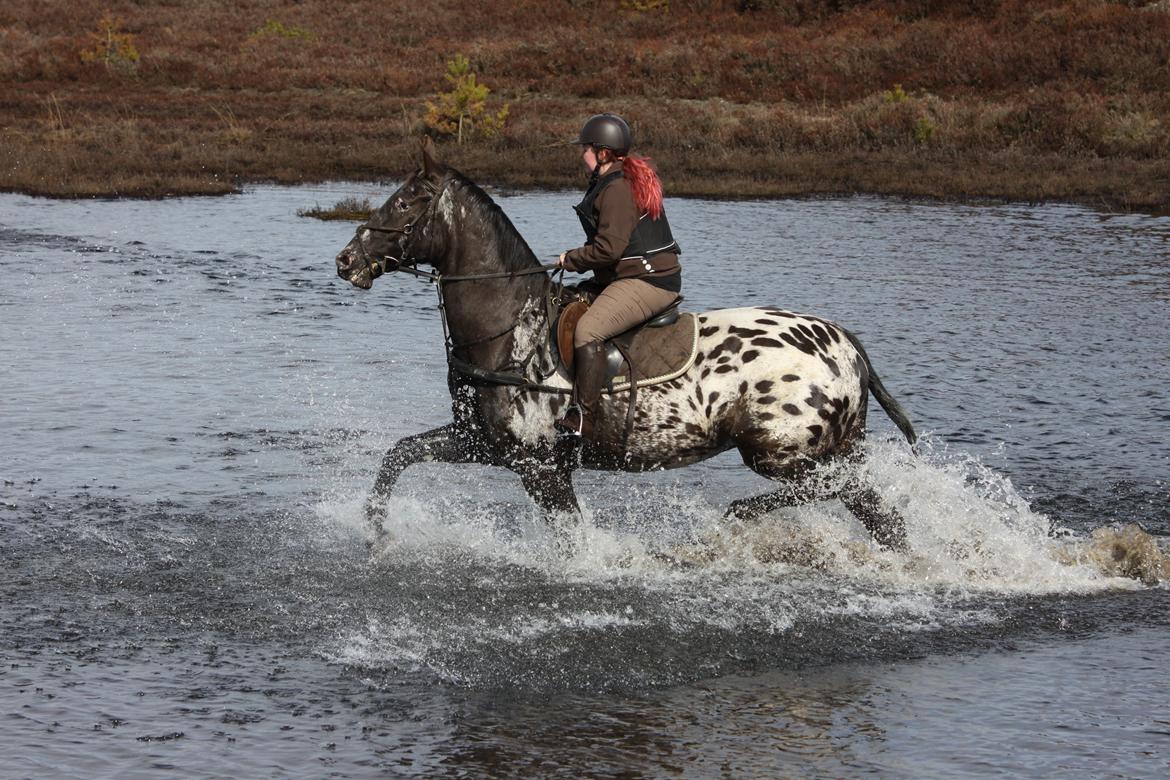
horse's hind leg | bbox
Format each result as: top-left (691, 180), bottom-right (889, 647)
top-left (366, 423), bottom-right (479, 536)
top-left (839, 478), bottom-right (908, 552)
top-left (725, 479), bottom-right (820, 523)
top-left (731, 447), bottom-right (908, 551)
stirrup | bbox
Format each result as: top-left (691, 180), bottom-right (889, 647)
top-left (555, 404), bottom-right (584, 437)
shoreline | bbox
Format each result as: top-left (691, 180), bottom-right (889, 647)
top-left (3, 166), bottom-right (1165, 218)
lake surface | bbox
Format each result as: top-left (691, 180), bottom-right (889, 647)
top-left (2, 182), bottom-right (1168, 777)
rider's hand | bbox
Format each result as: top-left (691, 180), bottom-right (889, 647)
top-left (558, 252), bottom-right (567, 267)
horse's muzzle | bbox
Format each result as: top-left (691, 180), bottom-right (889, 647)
top-left (336, 249), bottom-right (374, 289)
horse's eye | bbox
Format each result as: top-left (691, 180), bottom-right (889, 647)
top-left (395, 199), bottom-right (409, 212)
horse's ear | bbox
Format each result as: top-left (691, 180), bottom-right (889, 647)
top-left (420, 136), bottom-right (445, 181)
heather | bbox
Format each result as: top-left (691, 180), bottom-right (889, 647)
top-left (2, 0), bottom-right (1168, 209)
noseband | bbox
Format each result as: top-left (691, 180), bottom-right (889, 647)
top-left (349, 176), bottom-right (452, 280)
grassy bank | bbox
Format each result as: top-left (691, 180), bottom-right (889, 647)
top-left (2, 0), bottom-right (1169, 209)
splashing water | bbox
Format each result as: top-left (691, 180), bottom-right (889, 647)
top-left (313, 436), bottom-right (1165, 689)
top-left (322, 437), bottom-right (1163, 594)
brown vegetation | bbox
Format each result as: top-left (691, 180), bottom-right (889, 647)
top-left (298, 196), bottom-right (374, 221)
top-left (1, 0), bottom-right (1168, 209)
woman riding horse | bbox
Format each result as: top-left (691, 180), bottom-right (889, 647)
top-left (556, 114), bottom-right (682, 438)
top-left (334, 137), bottom-right (917, 551)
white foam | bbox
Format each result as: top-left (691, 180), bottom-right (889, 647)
top-left (314, 434), bottom-right (1163, 677)
top-left (317, 437), bottom-right (1160, 596)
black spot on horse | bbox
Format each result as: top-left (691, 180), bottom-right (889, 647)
top-left (742, 350), bottom-right (760, 363)
top-left (755, 380), bottom-right (774, 393)
top-left (782, 403), bottom-right (801, 415)
top-left (807, 424), bottom-right (823, 445)
top-left (755, 318), bottom-right (779, 326)
top-left (810, 323), bottom-right (834, 350)
top-left (780, 330), bottom-right (817, 356)
top-left (782, 374), bottom-right (800, 382)
top-left (739, 381), bottom-right (749, 394)
top-left (699, 325), bottom-right (720, 338)
top-left (714, 365), bottom-right (735, 373)
top-left (759, 412), bottom-right (775, 421)
top-left (729, 326), bottom-right (768, 338)
top-left (708, 391), bottom-right (721, 404)
top-left (750, 338), bottom-right (785, 349)
top-left (805, 385), bottom-right (830, 409)
top-left (709, 336), bottom-right (744, 361)
top-left (684, 422), bottom-right (705, 436)
top-left (819, 354), bottom-right (841, 377)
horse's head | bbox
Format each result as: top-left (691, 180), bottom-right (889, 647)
top-left (335, 138), bottom-right (449, 289)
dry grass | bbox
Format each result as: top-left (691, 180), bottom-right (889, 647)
top-left (298, 196), bottom-right (374, 221)
top-left (2, 0), bottom-right (1168, 208)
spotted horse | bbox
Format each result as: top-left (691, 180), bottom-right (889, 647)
top-left (334, 140), bottom-right (918, 550)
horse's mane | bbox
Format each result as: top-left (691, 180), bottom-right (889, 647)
top-left (447, 170), bottom-right (542, 275)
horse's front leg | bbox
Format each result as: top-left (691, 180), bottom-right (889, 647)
top-left (515, 443), bottom-right (582, 554)
top-left (517, 462), bottom-right (581, 517)
top-left (366, 423), bottom-right (479, 536)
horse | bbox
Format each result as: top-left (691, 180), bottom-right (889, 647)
top-left (334, 140), bottom-right (917, 550)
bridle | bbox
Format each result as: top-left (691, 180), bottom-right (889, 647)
top-left (345, 175), bottom-right (570, 394)
top-left (349, 175), bottom-right (450, 281)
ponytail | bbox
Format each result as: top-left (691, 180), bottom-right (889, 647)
top-left (621, 154), bottom-right (664, 221)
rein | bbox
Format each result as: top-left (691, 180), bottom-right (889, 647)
top-left (417, 264), bottom-right (572, 395)
top-left (349, 179), bottom-right (571, 394)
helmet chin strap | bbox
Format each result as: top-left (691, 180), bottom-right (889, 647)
top-left (588, 146), bottom-right (612, 187)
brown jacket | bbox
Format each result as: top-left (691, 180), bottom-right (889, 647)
top-left (563, 164), bottom-right (681, 286)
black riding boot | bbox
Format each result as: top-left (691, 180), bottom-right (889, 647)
top-left (556, 340), bottom-right (607, 439)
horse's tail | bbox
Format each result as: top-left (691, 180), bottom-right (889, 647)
top-left (842, 328), bottom-right (917, 447)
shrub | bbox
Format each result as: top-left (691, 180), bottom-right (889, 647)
top-left (424, 54), bottom-right (509, 144)
top-left (78, 11), bottom-right (139, 72)
top-left (914, 115), bottom-right (935, 144)
top-left (247, 20), bottom-right (313, 43)
top-left (298, 196), bottom-right (372, 221)
top-left (883, 83), bottom-right (909, 104)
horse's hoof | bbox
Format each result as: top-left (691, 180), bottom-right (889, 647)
top-left (365, 502), bottom-right (389, 538)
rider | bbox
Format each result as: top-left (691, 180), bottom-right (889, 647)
top-left (556, 113), bottom-right (682, 438)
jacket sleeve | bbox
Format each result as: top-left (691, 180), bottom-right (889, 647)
top-left (563, 180), bottom-right (639, 272)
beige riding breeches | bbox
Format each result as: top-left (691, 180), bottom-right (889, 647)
top-left (574, 278), bottom-right (680, 348)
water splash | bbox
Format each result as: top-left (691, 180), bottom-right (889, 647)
top-left (318, 435), bottom-right (1165, 595)
top-left (313, 436), bottom-right (1166, 687)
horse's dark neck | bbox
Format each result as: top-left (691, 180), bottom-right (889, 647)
top-left (428, 178), bottom-right (549, 368)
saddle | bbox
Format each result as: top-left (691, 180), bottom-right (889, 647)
top-left (554, 296), bottom-right (698, 394)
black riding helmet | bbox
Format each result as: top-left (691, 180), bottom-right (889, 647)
top-left (573, 113), bottom-right (631, 156)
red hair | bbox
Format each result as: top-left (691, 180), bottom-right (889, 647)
top-left (621, 154), bottom-right (664, 221)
